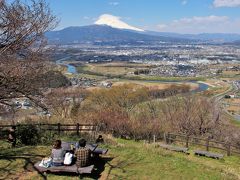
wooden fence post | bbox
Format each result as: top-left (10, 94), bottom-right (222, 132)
top-left (163, 132), bottom-right (167, 144)
top-left (167, 132), bottom-right (170, 144)
top-left (94, 125), bottom-right (98, 139)
top-left (227, 144), bottom-right (231, 156)
top-left (186, 135), bottom-right (189, 148)
top-left (153, 135), bottom-right (156, 144)
top-left (76, 123), bottom-right (80, 136)
top-left (206, 138), bottom-right (209, 151)
top-left (57, 123), bottom-right (61, 136)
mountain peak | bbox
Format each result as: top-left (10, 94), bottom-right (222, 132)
top-left (94, 14), bottom-right (144, 32)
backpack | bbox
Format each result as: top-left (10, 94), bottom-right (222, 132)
top-left (64, 152), bottom-right (73, 165)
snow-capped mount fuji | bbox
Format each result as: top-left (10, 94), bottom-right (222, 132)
top-left (45, 14), bottom-right (190, 45)
top-left (45, 14), bottom-right (240, 45)
top-left (46, 25), bottom-right (189, 45)
top-left (94, 14), bottom-right (144, 32)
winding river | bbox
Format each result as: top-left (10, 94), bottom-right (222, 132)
top-left (56, 58), bottom-right (77, 74)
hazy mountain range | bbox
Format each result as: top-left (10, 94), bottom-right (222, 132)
top-left (46, 14), bottom-right (240, 45)
top-left (145, 31), bottom-right (240, 43)
top-left (46, 25), bottom-right (191, 45)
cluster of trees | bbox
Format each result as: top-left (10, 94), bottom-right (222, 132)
top-left (83, 87), bottom-right (221, 139)
top-left (134, 69), bottom-right (150, 75)
top-left (43, 84), bottom-right (240, 147)
top-left (45, 84), bottom-right (190, 122)
top-left (149, 84), bottom-right (190, 99)
top-left (41, 85), bottom-right (218, 138)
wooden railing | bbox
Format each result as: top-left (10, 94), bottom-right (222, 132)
top-left (0, 123), bottom-right (98, 136)
top-left (1, 124), bottom-right (240, 156)
top-left (157, 132), bottom-right (240, 156)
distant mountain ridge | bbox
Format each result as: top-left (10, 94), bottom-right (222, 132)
top-left (46, 25), bottom-right (190, 45)
top-left (145, 31), bottom-right (240, 43)
top-left (46, 24), bottom-right (240, 45)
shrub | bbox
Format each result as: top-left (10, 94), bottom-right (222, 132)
top-left (16, 124), bottom-right (58, 146)
top-left (0, 129), bottom-right (9, 139)
top-left (39, 130), bottom-right (57, 145)
top-left (16, 124), bottom-right (40, 145)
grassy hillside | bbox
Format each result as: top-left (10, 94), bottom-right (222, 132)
top-left (1, 138), bottom-right (240, 179)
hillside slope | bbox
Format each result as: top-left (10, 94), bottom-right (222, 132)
top-left (1, 139), bottom-right (240, 179)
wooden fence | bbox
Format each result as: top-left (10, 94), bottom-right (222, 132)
top-left (154, 132), bottom-right (240, 156)
top-left (0, 123), bottom-right (98, 137)
top-left (1, 124), bottom-right (240, 156)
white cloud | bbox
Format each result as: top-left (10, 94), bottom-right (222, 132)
top-left (172, 15), bottom-right (229, 24)
top-left (156, 15), bottom-right (240, 33)
top-left (181, 0), bottom-right (187, 5)
top-left (213, 0), bottom-right (240, 7)
top-left (109, 2), bottom-right (119, 6)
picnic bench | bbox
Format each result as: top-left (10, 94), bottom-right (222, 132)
top-left (159, 143), bottom-right (189, 154)
top-left (194, 150), bottom-right (224, 159)
top-left (34, 162), bottom-right (94, 175)
top-left (34, 142), bottom-right (108, 176)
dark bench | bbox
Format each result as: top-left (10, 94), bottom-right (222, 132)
top-left (159, 143), bottom-right (189, 154)
top-left (62, 142), bottom-right (108, 155)
top-left (93, 148), bottom-right (108, 155)
top-left (34, 162), bottom-right (94, 174)
top-left (194, 150), bottom-right (224, 159)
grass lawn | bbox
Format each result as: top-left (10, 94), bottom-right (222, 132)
top-left (1, 138), bottom-right (240, 179)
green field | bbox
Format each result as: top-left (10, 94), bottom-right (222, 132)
top-left (1, 138), bottom-right (240, 179)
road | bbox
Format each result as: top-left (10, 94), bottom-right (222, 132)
top-left (212, 81), bottom-right (240, 121)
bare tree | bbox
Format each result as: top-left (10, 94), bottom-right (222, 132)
top-left (0, 0), bottom-right (57, 54)
top-left (0, 0), bottom-right (57, 112)
top-left (159, 95), bottom-right (222, 137)
top-left (45, 88), bottom-right (89, 122)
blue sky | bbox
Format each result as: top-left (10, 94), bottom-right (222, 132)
top-left (46, 0), bottom-right (240, 34)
